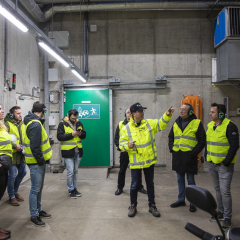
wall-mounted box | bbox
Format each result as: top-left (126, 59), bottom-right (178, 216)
top-left (48, 31), bottom-right (69, 48)
top-left (48, 68), bottom-right (58, 82)
top-left (90, 25), bottom-right (97, 32)
top-left (214, 7), bottom-right (240, 48)
top-left (216, 40), bottom-right (240, 81)
top-left (49, 116), bottom-right (56, 126)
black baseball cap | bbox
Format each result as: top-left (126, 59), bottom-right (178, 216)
top-left (130, 103), bottom-right (147, 113)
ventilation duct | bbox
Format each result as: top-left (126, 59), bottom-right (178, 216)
top-left (19, 0), bottom-right (240, 22)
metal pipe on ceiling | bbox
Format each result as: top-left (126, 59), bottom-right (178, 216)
top-left (19, 1), bottom-right (240, 22)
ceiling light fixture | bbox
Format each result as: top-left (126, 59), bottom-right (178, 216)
top-left (38, 42), bottom-right (69, 67)
top-left (0, 5), bottom-right (28, 32)
top-left (71, 69), bottom-right (87, 83)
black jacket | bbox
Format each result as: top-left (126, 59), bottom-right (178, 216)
top-left (57, 117), bottom-right (86, 158)
top-left (168, 114), bottom-right (206, 174)
top-left (205, 120), bottom-right (239, 167)
top-left (24, 111), bottom-right (49, 166)
top-left (114, 118), bottom-right (128, 151)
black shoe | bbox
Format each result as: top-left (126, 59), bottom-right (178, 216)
top-left (222, 218), bottom-right (232, 229)
top-left (39, 210), bottom-right (52, 219)
top-left (149, 204), bottom-right (161, 217)
top-left (170, 201), bottom-right (186, 208)
top-left (209, 212), bottom-right (224, 222)
top-left (138, 188), bottom-right (147, 194)
top-left (30, 216), bottom-right (45, 227)
top-left (74, 189), bottom-right (82, 197)
top-left (69, 190), bottom-right (77, 199)
top-left (115, 189), bottom-right (123, 195)
top-left (128, 204), bottom-right (137, 217)
top-left (189, 204), bottom-right (196, 212)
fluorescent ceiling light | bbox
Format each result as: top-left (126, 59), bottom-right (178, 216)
top-left (71, 69), bottom-right (87, 83)
top-left (38, 42), bottom-right (69, 67)
top-left (0, 5), bottom-right (28, 32)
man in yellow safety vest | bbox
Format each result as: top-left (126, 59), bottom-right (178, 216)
top-left (24, 101), bottom-right (52, 227)
top-left (114, 108), bottom-right (147, 196)
top-left (57, 109), bottom-right (86, 199)
top-left (168, 103), bottom-right (206, 212)
top-left (119, 103), bottom-right (174, 218)
top-left (207, 103), bottom-right (239, 229)
top-left (4, 106), bottom-right (27, 206)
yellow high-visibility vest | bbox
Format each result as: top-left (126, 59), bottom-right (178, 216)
top-left (206, 118), bottom-right (236, 164)
top-left (7, 121), bottom-right (26, 153)
top-left (119, 112), bottom-right (172, 169)
top-left (60, 124), bottom-right (82, 151)
top-left (24, 120), bottom-right (52, 164)
top-left (172, 119), bottom-right (201, 152)
top-left (0, 129), bottom-right (12, 158)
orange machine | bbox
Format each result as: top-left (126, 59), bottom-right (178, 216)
top-left (181, 95), bottom-right (203, 166)
top-left (182, 95), bottom-right (202, 121)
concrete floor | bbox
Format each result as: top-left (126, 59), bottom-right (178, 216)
top-left (0, 168), bottom-right (240, 240)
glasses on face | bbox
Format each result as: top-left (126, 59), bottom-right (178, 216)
top-left (180, 108), bottom-right (188, 112)
top-left (137, 110), bottom-right (145, 113)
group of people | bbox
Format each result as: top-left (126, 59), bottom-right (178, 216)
top-left (0, 103), bottom-right (86, 234)
top-left (0, 100), bottom-right (239, 237)
top-left (115, 102), bottom-right (239, 230)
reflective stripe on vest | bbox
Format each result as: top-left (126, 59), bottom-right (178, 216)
top-left (206, 118), bottom-right (236, 164)
top-left (60, 124), bottom-right (82, 150)
top-left (7, 122), bottom-right (26, 153)
top-left (172, 119), bottom-right (200, 152)
top-left (0, 129), bottom-right (12, 158)
top-left (125, 121), bottom-right (156, 167)
top-left (24, 120), bottom-right (52, 164)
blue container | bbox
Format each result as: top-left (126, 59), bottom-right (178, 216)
top-left (214, 9), bottom-right (226, 47)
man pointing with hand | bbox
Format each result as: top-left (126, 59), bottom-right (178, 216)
top-left (119, 103), bottom-right (174, 218)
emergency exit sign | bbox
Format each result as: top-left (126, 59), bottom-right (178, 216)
top-left (73, 104), bottom-right (100, 119)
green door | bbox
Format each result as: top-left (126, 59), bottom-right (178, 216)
top-left (64, 89), bottom-right (110, 167)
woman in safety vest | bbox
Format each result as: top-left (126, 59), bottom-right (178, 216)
top-left (0, 104), bottom-right (12, 239)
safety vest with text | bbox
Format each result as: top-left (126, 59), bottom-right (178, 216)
top-left (24, 120), bottom-right (52, 164)
top-left (206, 118), bottom-right (236, 164)
top-left (172, 119), bottom-right (201, 152)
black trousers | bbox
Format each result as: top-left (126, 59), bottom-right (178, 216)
top-left (0, 166), bottom-right (8, 200)
top-left (117, 152), bottom-right (143, 190)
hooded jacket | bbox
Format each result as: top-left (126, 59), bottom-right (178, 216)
top-left (168, 114), bottom-right (206, 174)
top-left (4, 113), bottom-right (25, 165)
top-left (57, 116), bottom-right (86, 158)
top-left (23, 111), bottom-right (49, 165)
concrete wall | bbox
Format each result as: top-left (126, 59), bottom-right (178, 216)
top-left (0, 16), bottom-right (41, 113)
top-left (2, 9), bottom-right (239, 171)
top-left (48, 10), bottom-right (240, 171)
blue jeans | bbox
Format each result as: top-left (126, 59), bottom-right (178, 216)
top-left (28, 164), bottom-right (45, 217)
top-left (8, 158), bottom-right (27, 199)
top-left (130, 164), bottom-right (155, 206)
top-left (64, 152), bottom-right (81, 192)
top-left (177, 172), bottom-right (196, 202)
